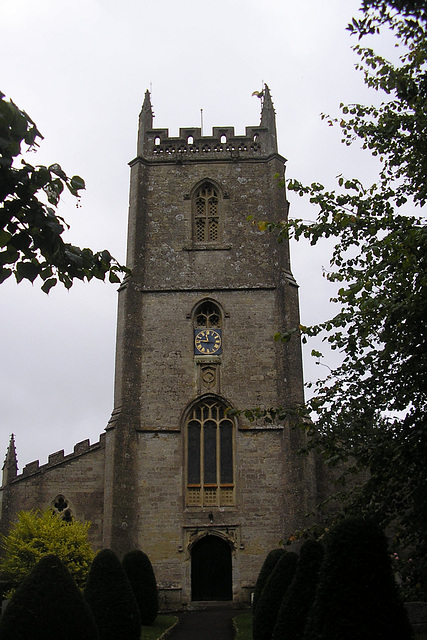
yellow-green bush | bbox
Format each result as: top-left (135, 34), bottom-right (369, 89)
top-left (0, 509), bottom-right (94, 590)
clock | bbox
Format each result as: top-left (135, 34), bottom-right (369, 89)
top-left (194, 328), bottom-right (222, 355)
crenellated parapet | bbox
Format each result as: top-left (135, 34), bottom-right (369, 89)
top-left (136, 83), bottom-right (281, 162)
top-left (141, 125), bottom-right (271, 163)
top-left (7, 434), bottom-right (106, 483)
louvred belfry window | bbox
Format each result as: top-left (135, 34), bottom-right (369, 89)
top-left (186, 400), bottom-right (234, 507)
top-left (194, 301), bottom-right (221, 330)
top-left (194, 182), bottom-right (220, 243)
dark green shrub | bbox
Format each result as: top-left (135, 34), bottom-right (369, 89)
top-left (272, 540), bottom-right (324, 640)
top-left (252, 548), bottom-right (287, 613)
top-left (84, 548), bottom-right (141, 640)
top-left (0, 554), bottom-right (99, 640)
top-left (122, 549), bottom-right (158, 625)
top-left (253, 551), bottom-right (298, 640)
top-left (303, 518), bottom-right (413, 640)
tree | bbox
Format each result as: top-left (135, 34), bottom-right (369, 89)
top-left (303, 518), bottom-right (413, 640)
top-left (0, 509), bottom-right (94, 590)
top-left (252, 552), bottom-right (298, 640)
top-left (122, 549), bottom-right (159, 625)
top-left (244, 0), bottom-right (427, 594)
top-left (272, 540), bottom-right (324, 640)
top-left (252, 548), bottom-right (287, 613)
top-left (84, 549), bottom-right (141, 640)
top-left (0, 91), bottom-right (128, 292)
top-left (0, 554), bottom-right (99, 640)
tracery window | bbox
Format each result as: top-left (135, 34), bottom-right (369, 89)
top-left (186, 399), bottom-right (235, 507)
top-left (194, 301), bottom-right (221, 330)
top-left (52, 495), bottom-right (73, 522)
top-left (193, 301), bottom-right (223, 385)
top-left (194, 182), bottom-right (220, 243)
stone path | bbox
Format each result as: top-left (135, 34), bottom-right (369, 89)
top-left (165, 608), bottom-right (247, 640)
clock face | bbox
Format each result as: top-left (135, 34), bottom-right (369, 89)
top-left (194, 329), bottom-right (222, 355)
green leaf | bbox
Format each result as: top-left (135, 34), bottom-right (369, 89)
top-left (0, 247), bottom-right (19, 266)
top-left (0, 267), bottom-right (12, 284)
top-left (48, 163), bottom-right (67, 180)
top-left (33, 166), bottom-right (51, 188)
top-left (311, 349), bottom-right (323, 358)
top-left (0, 229), bottom-right (12, 247)
top-left (70, 175), bottom-right (85, 191)
top-left (15, 261), bottom-right (40, 283)
top-left (41, 277), bottom-right (57, 294)
top-left (109, 270), bottom-right (120, 284)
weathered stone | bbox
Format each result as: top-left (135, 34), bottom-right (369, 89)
top-left (0, 86), bottom-right (320, 609)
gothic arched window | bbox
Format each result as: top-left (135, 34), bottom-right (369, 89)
top-left (193, 300), bottom-right (223, 366)
top-left (193, 182), bottom-right (221, 243)
top-left (186, 399), bottom-right (234, 507)
top-left (194, 300), bottom-right (221, 330)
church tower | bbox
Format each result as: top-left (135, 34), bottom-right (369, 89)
top-left (102, 86), bottom-right (314, 606)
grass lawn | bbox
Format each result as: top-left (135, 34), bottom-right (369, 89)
top-left (140, 614), bottom-right (178, 640)
top-left (233, 611), bottom-right (252, 640)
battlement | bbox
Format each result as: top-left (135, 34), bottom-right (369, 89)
top-left (142, 125), bottom-right (270, 162)
top-left (12, 434), bottom-right (106, 481)
top-left (137, 85), bottom-right (280, 162)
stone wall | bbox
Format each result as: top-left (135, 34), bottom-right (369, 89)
top-left (0, 437), bottom-right (105, 549)
top-left (0, 89), bottom-right (317, 609)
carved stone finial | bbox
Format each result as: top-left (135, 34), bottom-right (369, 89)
top-left (2, 433), bottom-right (18, 486)
top-left (260, 83), bottom-right (278, 154)
top-left (137, 89), bottom-right (154, 156)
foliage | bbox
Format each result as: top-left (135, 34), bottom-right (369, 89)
top-left (390, 551), bottom-right (426, 602)
top-left (252, 552), bottom-right (298, 640)
top-left (272, 540), bottom-right (324, 640)
top-left (84, 548), bottom-right (141, 640)
top-left (351, 1), bottom-right (427, 41)
top-left (303, 518), bottom-right (413, 640)
top-left (0, 554), bottom-right (99, 640)
top-left (344, 1), bottom-right (427, 207)
top-left (122, 549), bottom-right (159, 625)
top-left (0, 91), bottom-right (129, 292)
top-left (243, 0), bottom-right (427, 591)
top-left (252, 548), bottom-right (287, 613)
top-left (139, 615), bottom-right (178, 640)
top-left (0, 508), bottom-right (94, 590)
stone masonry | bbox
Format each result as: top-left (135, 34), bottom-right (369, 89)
top-left (0, 86), bottom-right (319, 609)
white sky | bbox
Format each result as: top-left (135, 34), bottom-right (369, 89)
top-left (1, 0), bottom-right (388, 470)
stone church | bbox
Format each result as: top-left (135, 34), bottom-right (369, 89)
top-left (0, 86), bottom-right (320, 608)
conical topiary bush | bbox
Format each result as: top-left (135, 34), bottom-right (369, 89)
top-left (0, 554), bottom-right (99, 640)
top-left (84, 549), bottom-right (141, 640)
top-left (253, 548), bottom-right (287, 613)
top-left (272, 540), bottom-right (324, 640)
top-left (122, 549), bottom-right (158, 625)
top-left (253, 551), bottom-right (298, 640)
top-left (303, 518), bottom-right (414, 640)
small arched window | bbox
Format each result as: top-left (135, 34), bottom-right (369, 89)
top-left (193, 182), bottom-right (221, 244)
top-left (52, 495), bottom-right (73, 522)
top-left (186, 399), bottom-right (235, 508)
top-left (194, 300), bottom-right (221, 329)
top-left (193, 300), bottom-right (223, 358)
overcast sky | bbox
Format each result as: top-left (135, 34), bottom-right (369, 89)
top-left (1, 0), bottom-right (388, 471)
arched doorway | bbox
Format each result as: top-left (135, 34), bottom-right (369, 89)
top-left (191, 534), bottom-right (232, 601)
